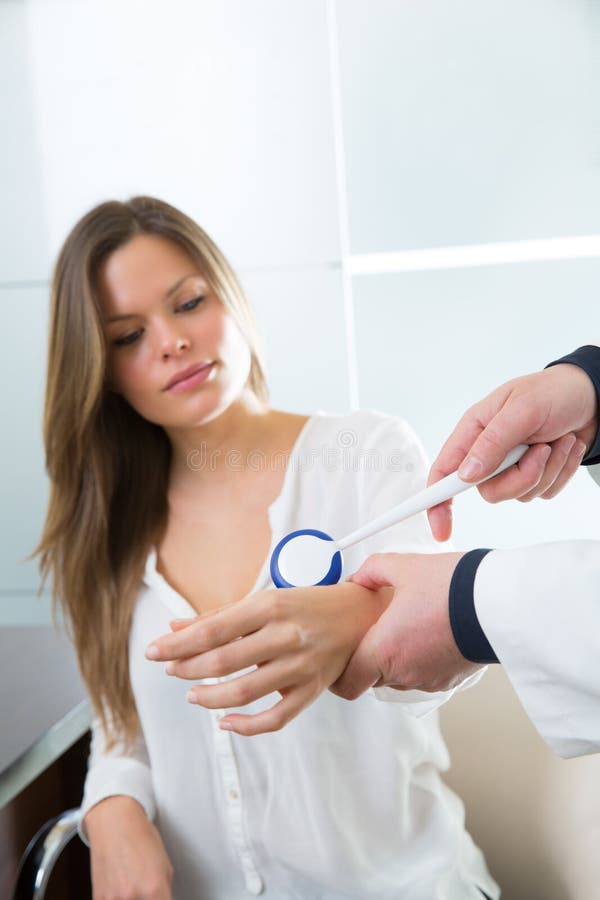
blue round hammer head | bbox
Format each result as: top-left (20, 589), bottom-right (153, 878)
top-left (270, 529), bottom-right (343, 588)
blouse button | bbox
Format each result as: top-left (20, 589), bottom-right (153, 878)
top-left (245, 872), bottom-right (264, 894)
top-left (229, 788), bottom-right (239, 800)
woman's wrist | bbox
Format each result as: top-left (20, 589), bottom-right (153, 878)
top-left (337, 580), bottom-right (394, 629)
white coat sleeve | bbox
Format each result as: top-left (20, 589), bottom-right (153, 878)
top-left (474, 540), bottom-right (600, 758)
top-left (78, 712), bottom-right (156, 845)
top-left (354, 413), bottom-right (485, 712)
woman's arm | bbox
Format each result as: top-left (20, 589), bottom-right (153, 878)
top-left (85, 795), bottom-right (173, 900)
top-left (81, 716), bottom-right (173, 899)
top-left (146, 580), bottom-right (392, 736)
top-left (80, 714), bottom-right (156, 842)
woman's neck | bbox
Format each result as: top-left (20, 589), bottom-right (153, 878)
top-left (165, 391), bottom-right (274, 493)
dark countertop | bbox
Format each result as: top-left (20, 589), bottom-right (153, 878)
top-left (0, 626), bottom-right (90, 808)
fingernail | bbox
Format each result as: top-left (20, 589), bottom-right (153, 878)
top-left (458, 456), bottom-right (482, 480)
top-left (145, 645), bottom-right (160, 660)
top-left (575, 441), bottom-right (587, 459)
top-left (564, 434), bottom-right (577, 451)
top-left (186, 690), bottom-right (198, 704)
top-left (165, 661), bottom-right (175, 675)
top-left (219, 719), bottom-right (233, 730)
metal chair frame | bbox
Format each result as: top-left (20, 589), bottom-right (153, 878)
top-left (11, 808), bottom-right (81, 900)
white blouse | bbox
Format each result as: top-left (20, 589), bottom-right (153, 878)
top-left (80, 410), bottom-right (499, 900)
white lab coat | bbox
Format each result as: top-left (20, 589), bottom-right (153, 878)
top-left (473, 465), bottom-right (600, 758)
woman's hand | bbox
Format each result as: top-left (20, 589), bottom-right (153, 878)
top-left (85, 795), bottom-right (174, 900)
top-left (145, 582), bottom-right (392, 735)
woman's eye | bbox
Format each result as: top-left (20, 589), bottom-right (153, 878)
top-left (111, 295), bottom-right (204, 346)
top-left (177, 294), bottom-right (205, 313)
top-left (114, 329), bottom-right (143, 347)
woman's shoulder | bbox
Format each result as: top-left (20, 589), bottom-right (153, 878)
top-left (306, 408), bottom-right (423, 449)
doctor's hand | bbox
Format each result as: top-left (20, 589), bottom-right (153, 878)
top-left (427, 362), bottom-right (598, 541)
top-left (331, 552), bottom-right (483, 701)
top-left (145, 582), bottom-right (392, 736)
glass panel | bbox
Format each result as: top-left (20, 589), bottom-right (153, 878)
top-left (242, 265), bottom-right (351, 414)
top-left (22, 0), bottom-right (340, 271)
top-left (337, 0), bottom-right (600, 253)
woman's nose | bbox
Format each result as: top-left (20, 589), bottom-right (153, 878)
top-left (158, 329), bottom-right (191, 359)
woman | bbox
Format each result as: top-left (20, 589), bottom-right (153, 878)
top-left (35, 196), bottom-right (498, 899)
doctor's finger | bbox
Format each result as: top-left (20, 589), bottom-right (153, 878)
top-left (476, 443), bottom-right (551, 503)
top-left (330, 637), bottom-right (382, 701)
top-left (428, 411), bottom-right (487, 486)
top-left (540, 439), bottom-right (587, 500)
top-left (427, 499), bottom-right (453, 543)
top-left (455, 393), bottom-right (545, 482)
top-left (348, 553), bottom-right (410, 591)
top-left (218, 685), bottom-right (315, 736)
top-left (517, 434), bottom-right (577, 502)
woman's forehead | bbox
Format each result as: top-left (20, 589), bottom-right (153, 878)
top-left (98, 234), bottom-right (205, 315)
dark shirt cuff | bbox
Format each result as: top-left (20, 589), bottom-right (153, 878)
top-left (545, 345), bottom-right (600, 465)
top-left (449, 549), bottom-right (498, 664)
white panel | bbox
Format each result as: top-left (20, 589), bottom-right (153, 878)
top-left (0, 1), bottom-right (48, 281)
top-left (24, 0), bottom-right (340, 275)
top-left (337, 0), bottom-right (600, 253)
top-left (0, 285), bottom-right (50, 597)
top-left (240, 265), bottom-right (351, 414)
top-left (353, 258), bottom-right (600, 549)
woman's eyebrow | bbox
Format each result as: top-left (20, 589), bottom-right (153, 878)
top-left (106, 274), bottom-right (203, 323)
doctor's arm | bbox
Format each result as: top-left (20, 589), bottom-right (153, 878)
top-left (333, 346), bottom-right (600, 756)
top-left (333, 540), bottom-right (600, 758)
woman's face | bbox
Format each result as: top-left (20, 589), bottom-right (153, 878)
top-left (98, 234), bottom-right (252, 429)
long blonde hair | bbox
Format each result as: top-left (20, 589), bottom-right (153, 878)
top-left (34, 196), bottom-right (268, 747)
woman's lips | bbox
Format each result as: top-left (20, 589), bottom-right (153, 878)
top-left (166, 362), bottom-right (215, 393)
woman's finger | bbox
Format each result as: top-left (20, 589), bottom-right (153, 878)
top-left (517, 434), bottom-right (576, 501)
top-left (147, 593), bottom-right (271, 661)
top-left (166, 626), bottom-right (286, 680)
top-left (169, 618), bottom-right (197, 631)
top-left (187, 658), bottom-right (303, 710)
top-left (218, 684), bottom-right (316, 736)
